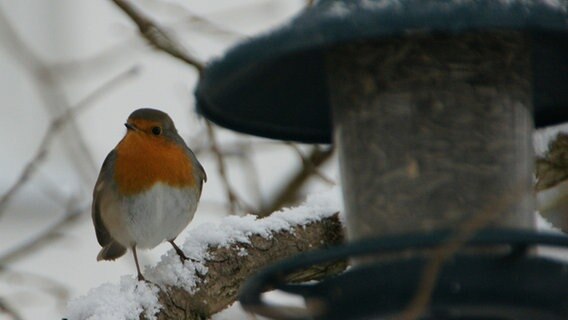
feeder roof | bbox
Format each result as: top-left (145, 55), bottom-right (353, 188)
top-left (195, 0), bottom-right (568, 143)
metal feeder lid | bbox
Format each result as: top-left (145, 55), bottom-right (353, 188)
top-left (195, 0), bottom-right (568, 143)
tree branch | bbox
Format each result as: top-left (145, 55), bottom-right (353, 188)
top-left (143, 0), bottom-right (245, 39)
top-left (205, 122), bottom-right (253, 214)
top-left (152, 213), bottom-right (344, 320)
top-left (0, 6), bottom-right (98, 194)
top-left (0, 206), bottom-right (86, 265)
top-left (69, 210), bottom-right (345, 320)
top-left (258, 146), bottom-right (334, 216)
top-left (111, 0), bottom-right (204, 73)
top-left (288, 144), bottom-right (335, 185)
top-left (535, 132), bottom-right (568, 232)
top-left (0, 267), bottom-right (70, 308)
top-left (0, 67), bottom-right (138, 219)
top-left (0, 298), bottom-right (23, 320)
top-left (536, 132), bottom-right (568, 192)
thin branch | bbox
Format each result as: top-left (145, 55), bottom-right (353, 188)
top-left (0, 206), bottom-right (87, 266)
top-left (0, 267), bottom-right (70, 306)
top-left (535, 132), bottom-right (568, 231)
top-left (0, 67), bottom-right (138, 219)
top-left (535, 132), bottom-right (568, 192)
top-left (235, 139), bottom-right (264, 209)
top-left (49, 40), bottom-right (140, 82)
top-left (142, 0), bottom-right (245, 39)
top-left (0, 298), bottom-right (23, 320)
top-left (51, 0), bottom-right (241, 82)
top-left (258, 146), bottom-right (334, 216)
top-left (0, 5), bottom-right (42, 68)
top-left (190, 136), bottom-right (282, 157)
top-left (111, 0), bottom-right (204, 73)
top-left (288, 144), bottom-right (335, 185)
top-left (0, 6), bottom-right (98, 190)
top-left (205, 121), bottom-right (253, 214)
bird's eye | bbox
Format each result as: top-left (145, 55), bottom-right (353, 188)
top-left (151, 126), bottom-right (162, 135)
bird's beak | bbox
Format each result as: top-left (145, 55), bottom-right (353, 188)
top-left (125, 123), bottom-right (136, 131)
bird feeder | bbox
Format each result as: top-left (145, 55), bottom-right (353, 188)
top-left (195, 0), bottom-right (568, 318)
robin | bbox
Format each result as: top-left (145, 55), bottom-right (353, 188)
top-left (92, 108), bottom-right (207, 281)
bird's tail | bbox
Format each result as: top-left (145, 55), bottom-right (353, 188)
top-left (97, 241), bottom-right (127, 261)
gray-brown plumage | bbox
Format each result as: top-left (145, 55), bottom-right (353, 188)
top-left (92, 108), bottom-right (206, 280)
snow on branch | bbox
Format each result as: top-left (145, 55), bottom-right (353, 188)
top-left (67, 188), bottom-right (345, 320)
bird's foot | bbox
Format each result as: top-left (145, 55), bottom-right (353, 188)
top-left (169, 240), bottom-right (197, 264)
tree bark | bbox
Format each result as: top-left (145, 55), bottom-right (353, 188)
top-left (144, 213), bottom-right (345, 320)
top-left (536, 132), bottom-right (568, 192)
top-left (536, 132), bottom-right (568, 232)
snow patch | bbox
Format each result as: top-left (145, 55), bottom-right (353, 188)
top-left (237, 247), bottom-right (248, 256)
top-left (66, 277), bottom-right (160, 320)
top-left (534, 124), bottom-right (568, 157)
top-left (327, 1), bottom-right (351, 16)
top-left (324, 0), bottom-right (567, 17)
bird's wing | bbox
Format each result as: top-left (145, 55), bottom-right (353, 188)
top-left (92, 150), bottom-right (117, 247)
top-left (193, 157), bottom-right (207, 195)
top-left (182, 142), bottom-right (207, 191)
top-left (197, 159), bottom-right (207, 183)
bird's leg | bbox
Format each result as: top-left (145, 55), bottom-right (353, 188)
top-left (168, 240), bottom-right (192, 263)
top-left (132, 246), bottom-right (145, 281)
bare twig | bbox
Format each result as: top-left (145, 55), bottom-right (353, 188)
top-left (0, 206), bottom-right (87, 266)
top-left (0, 298), bottom-right (23, 320)
top-left (50, 40), bottom-right (140, 82)
top-left (0, 267), bottom-right (70, 306)
top-left (205, 121), bottom-right (253, 214)
top-left (111, 0), bottom-right (204, 73)
top-left (535, 132), bottom-right (568, 231)
top-left (0, 7), bottom-right (98, 191)
top-left (397, 188), bottom-right (523, 320)
top-left (0, 67), bottom-right (138, 219)
top-left (51, 1), bottom-right (241, 81)
top-left (288, 144), bottom-right (335, 185)
top-left (258, 146), bottom-right (334, 216)
top-left (142, 0), bottom-right (244, 39)
top-left (190, 136), bottom-right (281, 157)
top-left (186, 130), bottom-right (259, 212)
top-left (536, 132), bottom-right (568, 192)
top-left (0, 6), bottom-right (42, 67)
top-left (235, 140), bottom-right (264, 209)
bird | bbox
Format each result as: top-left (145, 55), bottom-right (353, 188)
top-left (92, 108), bottom-right (207, 281)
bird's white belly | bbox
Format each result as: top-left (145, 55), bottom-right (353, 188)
top-left (118, 183), bottom-right (198, 249)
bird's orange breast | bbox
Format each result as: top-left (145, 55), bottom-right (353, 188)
top-left (114, 132), bottom-right (195, 196)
